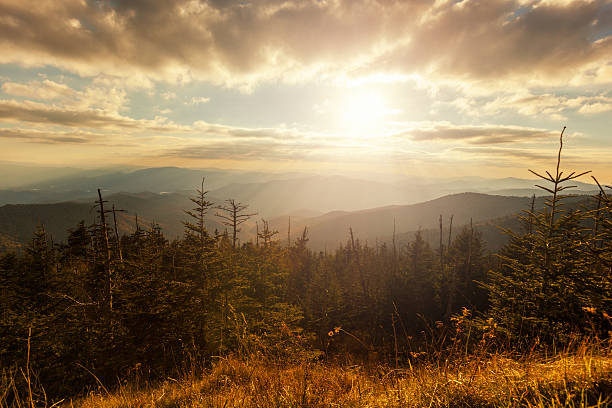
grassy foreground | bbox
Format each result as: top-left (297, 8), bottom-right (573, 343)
top-left (3, 343), bottom-right (611, 407)
top-left (69, 347), bottom-right (612, 408)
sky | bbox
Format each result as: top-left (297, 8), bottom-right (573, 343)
top-left (0, 0), bottom-right (611, 181)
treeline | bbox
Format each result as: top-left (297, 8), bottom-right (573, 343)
top-left (1, 138), bottom-right (611, 400)
top-left (0, 200), bottom-right (488, 396)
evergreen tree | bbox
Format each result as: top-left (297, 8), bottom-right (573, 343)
top-left (485, 128), bottom-right (609, 343)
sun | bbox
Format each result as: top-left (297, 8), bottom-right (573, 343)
top-left (337, 89), bottom-right (390, 138)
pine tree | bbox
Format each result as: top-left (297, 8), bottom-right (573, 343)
top-left (485, 127), bottom-right (607, 344)
top-left (447, 225), bottom-right (488, 314)
top-left (178, 178), bottom-right (223, 356)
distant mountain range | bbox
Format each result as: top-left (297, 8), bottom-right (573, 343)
top-left (0, 165), bottom-right (601, 215)
top-left (0, 189), bottom-right (597, 253)
top-left (264, 193), bottom-right (594, 251)
top-left (0, 192), bottom-right (222, 246)
top-left (0, 166), bottom-right (307, 206)
top-left (0, 164), bottom-right (602, 252)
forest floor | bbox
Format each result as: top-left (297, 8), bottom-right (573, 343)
top-left (67, 345), bottom-right (612, 408)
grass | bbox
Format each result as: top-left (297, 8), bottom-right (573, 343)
top-left (2, 339), bottom-right (611, 407)
top-left (66, 344), bottom-right (611, 408)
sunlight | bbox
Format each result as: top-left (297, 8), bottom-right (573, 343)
top-left (337, 89), bottom-right (391, 138)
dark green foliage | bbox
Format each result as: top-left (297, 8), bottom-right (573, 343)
top-left (1, 206), bottom-right (485, 400)
top-left (445, 226), bottom-right (489, 314)
top-left (485, 129), bottom-right (612, 344)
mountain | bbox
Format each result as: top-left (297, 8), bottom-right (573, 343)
top-left (0, 189), bottom-right (98, 205)
top-left (1, 166), bottom-right (599, 213)
top-left (0, 185), bottom-right (598, 252)
top-left (92, 192), bottom-right (223, 240)
top-left (0, 201), bottom-right (99, 244)
top-left (0, 192), bottom-right (225, 246)
top-left (263, 193), bottom-right (595, 251)
top-left (207, 176), bottom-right (415, 216)
top-left (260, 193), bottom-right (529, 251)
top-left (0, 162), bottom-right (138, 190)
top-left (0, 163), bottom-right (87, 189)
top-left (0, 231), bottom-right (21, 252)
top-left (208, 175), bottom-right (600, 217)
top-left (27, 167), bottom-right (229, 192)
top-left (0, 167), bottom-right (311, 206)
top-left (429, 176), bottom-right (597, 194)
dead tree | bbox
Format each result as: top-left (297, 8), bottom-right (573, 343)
top-left (215, 199), bottom-right (257, 249)
top-left (111, 204), bottom-right (126, 263)
top-left (287, 216), bottom-right (291, 248)
top-left (95, 189), bottom-right (113, 311)
top-left (257, 219), bottom-right (278, 247)
top-left (439, 214), bottom-right (443, 266)
top-left (447, 214), bottom-right (453, 252)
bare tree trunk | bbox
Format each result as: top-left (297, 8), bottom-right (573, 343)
top-left (439, 214), bottom-right (443, 267)
top-left (447, 214), bottom-right (453, 252)
top-left (216, 199), bottom-right (257, 249)
top-left (112, 204), bottom-right (124, 263)
top-left (97, 189), bottom-right (112, 311)
top-left (288, 216), bottom-right (291, 248)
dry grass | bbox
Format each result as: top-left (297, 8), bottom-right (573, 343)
top-left (3, 342), bottom-right (610, 408)
top-left (68, 347), bottom-right (611, 408)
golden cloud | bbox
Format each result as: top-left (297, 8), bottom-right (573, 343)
top-left (0, 0), bottom-right (609, 89)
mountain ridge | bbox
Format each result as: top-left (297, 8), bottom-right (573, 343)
top-left (0, 191), bottom-right (595, 253)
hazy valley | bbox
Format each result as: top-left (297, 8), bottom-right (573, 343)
top-left (0, 164), bottom-right (601, 254)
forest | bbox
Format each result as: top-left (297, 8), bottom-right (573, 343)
top-left (1, 136), bottom-right (611, 407)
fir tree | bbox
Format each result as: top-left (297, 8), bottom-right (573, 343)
top-left (485, 127), bottom-right (608, 343)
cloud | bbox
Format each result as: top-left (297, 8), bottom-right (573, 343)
top-left (394, 123), bottom-right (558, 144)
top-left (0, 99), bottom-right (187, 131)
top-left (161, 140), bottom-right (304, 161)
top-left (161, 91), bottom-right (177, 100)
top-left (159, 137), bottom-right (368, 163)
top-left (453, 91), bottom-right (612, 118)
top-left (0, 99), bottom-right (128, 128)
top-left (1, 79), bottom-right (128, 113)
top-left (0, 0), bottom-right (609, 88)
top-left (388, 0), bottom-right (612, 86)
top-left (0, 93), bottom-right (326, 154)
top-left (159, 120), bottom-right (574, 166)
top-left (0, 79), bottom-right (315, 143)
top-left (0, 127), bottom-right (90, 144)
top-left (451, 145), bottom-right (612, 171)
top-left (577, 100), bottom-right (612, 114)
top-left (2, 79), bottom-right (76, 100)
top-left (192, 120), bottom-right (308, 140)
top-left (0, 127), bottom-right (134, 145)
top-left (187, 96), bottom-right (211, 105)
top-left (452, 146), bottom-right (555, 161)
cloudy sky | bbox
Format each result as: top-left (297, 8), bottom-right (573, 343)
top-left (0, 0), bottom-right (611, 180)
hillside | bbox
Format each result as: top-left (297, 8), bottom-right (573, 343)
top-left (0, 201), bottom-right (100, 244)
top-left (266, 193), bottom-right (593, 251)
top-left (0, 166), bottom-right (599, 215)
top-left (0, 192), bottom-right (223, 245)
top-left (0, 191), bottom-right (595, 252)
top-left (0, 167), bottom-right (311, 206)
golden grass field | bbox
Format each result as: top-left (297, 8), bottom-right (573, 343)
top-left (66, 344), bottom-right (611, 408)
